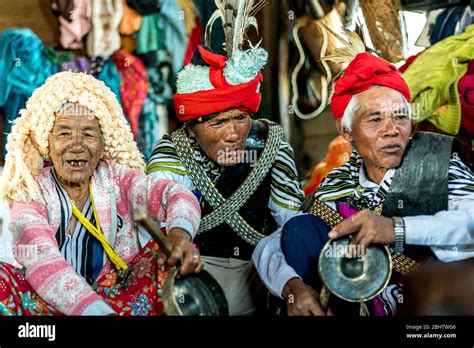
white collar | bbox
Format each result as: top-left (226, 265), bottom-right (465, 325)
top-left (358, 165), bottom-right (395, 189)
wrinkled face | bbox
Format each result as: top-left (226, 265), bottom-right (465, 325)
top-left (342, 87), bottom-right (412, 170)
top-left (48, 103), bottom-right (104, 187)
top-left (188, 108), bottom-right (251, 166)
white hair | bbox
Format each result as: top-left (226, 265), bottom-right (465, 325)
top-left (340, 85), bottom-right (412, 132)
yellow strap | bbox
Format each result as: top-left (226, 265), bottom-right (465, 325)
top-left (70, 183), bottom-right (128, 271)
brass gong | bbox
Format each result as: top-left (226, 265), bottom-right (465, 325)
top-left (318, 236), bottom-right (392, 302)
top-left (135, 213), bottom-right (229, 316)
top-left (162, 266), bottom-right (229, 316)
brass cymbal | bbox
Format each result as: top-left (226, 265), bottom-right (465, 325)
top-left (163, 267), bottom-right (229, 316)
top-left (135, 213), bottom-right (229, 316)
top-left (318, 236), bottom-right (392, 302)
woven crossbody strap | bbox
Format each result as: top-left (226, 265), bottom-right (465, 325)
top-left (171, 119), bottom-right (283, 246)
top-left (306, 199), bottom-right (419, 274)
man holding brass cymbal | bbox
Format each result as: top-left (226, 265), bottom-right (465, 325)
top-left (253, 45), bottom-right (474, 316)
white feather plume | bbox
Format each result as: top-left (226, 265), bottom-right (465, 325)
top-left (205, 0), bottom-right (268, 56)
top-left (320, 23), bottom-right (368, 64)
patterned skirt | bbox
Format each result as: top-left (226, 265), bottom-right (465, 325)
top-left (0, 240), bottom-right (167, 316)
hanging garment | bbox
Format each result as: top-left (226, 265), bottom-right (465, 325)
top-left (0, 29), bottom-right (57, 106)
top-left (431, 6), bottom-right (466, 44)
top-left (458, 5), bottom-right (474, 32)
top-left (398, 51), bottom-right (423, 73)
top-left (416, 8), bottom-right (445, 47)
top-left (136, 0), bottom-right (186, 74)
top-left (86, 56), bottom-right (122, 103)
top-left (60, 56), bottom-right (90, 72)
top-left (403, 24), bottom-right (474, 135)
top-left (176, 0), bottom-right (198, 36)
top-left (138, 93), bottom-right (160, 161)
top-left (86, 0), bottom-right (124, 58)
top-left (88, 55), bottom-right (106, 75)
top-left (303, 136), bottom-right (352, 196)
top-left (358, 0), bottom-right (405, 63)
top-left (176, 0), bottom-right (200, 66)
top-left (119, 0), bottom-right (143, 36)
top-left (93, 57), bottom-right (122, 104)
top-left (43, 45), bottom-right (75, 65)
top-left (126, 0), bottom-right (162, 15)
top-left (52, 0), bottom-right (91, 49)
top-left (184, 17), bottom-right (203, 65)
top-left (111, 50), bottom-right (149, 140)
top-left (136, 14), bottom-right (165, 54)
top-left (138, 61), bottom-right (172, 159)
top-left (51, 0), bottom-right (75, 18)
top-left (194, 0), bottom-right (225, 54)
top-left (0, 29), bottom-right (57, 151)
top-left (120, 35), bottom-right (137, 53)
top-left (459, 60), bottom-right (474, 137)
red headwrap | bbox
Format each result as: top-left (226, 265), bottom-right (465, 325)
top-left (173, 46), bottom-right (263, 122)
top-left (330, 52), bottom-right (411, 119)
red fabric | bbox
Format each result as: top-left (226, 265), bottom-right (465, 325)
top-left (330, 52), bottom-right (411, 120)
top-left (459, 61), bottom-right (474, 137)
top-left (184, 18), bottom-right (203, 65)
top-left (303, 135), bottom-right (352, 196)
top-left (0, 240), bottom-right (166, 316)
top-left (174, 45), bottom-right (263, 122)
top-left (398, 51), bottom-right (423, 73)
top-left (112, 50), bottom-right (149, 140)
top-left (468, 60), bottom-right (474, 74)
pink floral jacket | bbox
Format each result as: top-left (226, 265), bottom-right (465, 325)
top-left (9, 159), bottom-right (200, 315)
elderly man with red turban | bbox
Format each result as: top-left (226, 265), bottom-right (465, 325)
top-left (146, 0), bottom-right (305, 315)
top-left (147, 42), bottom-right (304, 315)
top-left (254, 52), bottom-right (474, 316)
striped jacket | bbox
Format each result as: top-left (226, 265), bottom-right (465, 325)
top-left (147, 125), bottom-right (305, 297)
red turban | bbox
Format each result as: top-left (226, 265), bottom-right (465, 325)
top-left (173, 46), bottom-right (263, 122)
top-left (330, 52), bottom-right (411, 120)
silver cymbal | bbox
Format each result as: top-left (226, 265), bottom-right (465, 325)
top-left (163, 267), bottom-right (229, 316)
top-left (319, 236), bottom-right (392, 302)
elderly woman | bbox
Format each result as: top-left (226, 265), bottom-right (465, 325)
top-left (255, 52), bottom-right (474, 316)
top-left (0, 72), bottom-right (202, 316)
